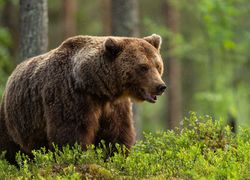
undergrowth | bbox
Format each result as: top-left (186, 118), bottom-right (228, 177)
top-left (0, 112), bottom-right (249, 179)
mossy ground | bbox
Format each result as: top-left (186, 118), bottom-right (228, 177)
top-left (0, 113), bottom-right (249, 179)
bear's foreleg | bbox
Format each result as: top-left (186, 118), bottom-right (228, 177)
top-left (96, 99), bottom-right (136, 155)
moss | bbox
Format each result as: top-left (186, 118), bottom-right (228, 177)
top-left (77, 164), bottom-right (118, 179)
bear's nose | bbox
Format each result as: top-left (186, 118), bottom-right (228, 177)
top-left (157, 84), bottom-right (167, 94)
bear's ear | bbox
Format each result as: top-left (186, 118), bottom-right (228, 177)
top-left (104, 38), bottom-right (123, 58)
top-left (143, 34), bottom-right (162, 50)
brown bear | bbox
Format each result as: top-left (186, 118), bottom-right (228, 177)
top-left (0, 34), bottom-right (166, 163)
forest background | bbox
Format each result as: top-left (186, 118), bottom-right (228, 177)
top-left (0, 0), bottom-right (250, 137)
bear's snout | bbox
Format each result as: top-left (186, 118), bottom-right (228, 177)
top-left (156, 84), bottom-right (167, 94)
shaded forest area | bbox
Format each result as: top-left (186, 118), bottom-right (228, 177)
top-left (1, 0), bottom-right (250, 134)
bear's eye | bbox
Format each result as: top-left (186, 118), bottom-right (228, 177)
top-left (139, 64), bottom-right (149, 73)
top-left (156, 64), bottom-right (161, 72)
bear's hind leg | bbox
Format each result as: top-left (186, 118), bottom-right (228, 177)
top-left (0, 119), bottom-right (20, 164)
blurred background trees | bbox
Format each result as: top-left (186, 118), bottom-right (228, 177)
top-left (164, 0), bottom-right (182, 129)
top-left (62, 0), bottom-right (76, 38)
top-left (0, 0), bottom-right (250, 134)
top-left (19, 0), bottom-right (48, 61)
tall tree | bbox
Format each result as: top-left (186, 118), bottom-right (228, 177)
top-left (62, 0), bottom-right (76, 38)
top-left (19, 0), bottom-right (48, 61)
top-left (111, 0), bottom-right (139, 36)
top-left (101, 0), bottom-right (112, 35)
top-left (110, 0), bottom-right (141, 137)
top-left (164, 0), bottom-right (182, 129)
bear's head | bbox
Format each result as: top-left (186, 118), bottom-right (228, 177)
top-left (104, 34), bottom-right (166, 103)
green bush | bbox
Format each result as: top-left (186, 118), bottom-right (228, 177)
top-left (0, 112), bottom-right (249, 179)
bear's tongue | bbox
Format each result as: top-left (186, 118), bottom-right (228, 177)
top-left (144, 93), bottom-right (157, 103)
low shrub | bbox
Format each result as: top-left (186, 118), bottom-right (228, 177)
top-left (0, 112), bottom-right (249, 179)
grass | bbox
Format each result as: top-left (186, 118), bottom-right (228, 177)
top-left (0, 112), bottom-right (249, 179)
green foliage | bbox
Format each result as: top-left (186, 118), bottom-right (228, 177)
top-left (0, 27), bottom-right (13, 97)
top-left (141, 0), bottom-right (250, 127)
top-left (0, 113), bottom-right (249, 179)
top-left (190, 0), bottom-right (250, 122)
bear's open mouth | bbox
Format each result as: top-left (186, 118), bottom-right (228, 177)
top-left (143, 92), bottom-right (158, 103)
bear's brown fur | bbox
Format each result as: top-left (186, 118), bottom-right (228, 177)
top-left (0, 34), bottom-right (166, 162)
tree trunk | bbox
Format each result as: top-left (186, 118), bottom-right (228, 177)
top-left (19, 0), bottom-right (48, 62)
top-left (111, 0), bottom-right (139, 36)
top-left (101, 0), bottom-right (112, 35)
top-left (62, 0), bottom-right (76, 38)
top-left (110, 0), bottom-right (141, 138)
top-left (164, 0), bottom-right (182, 129)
